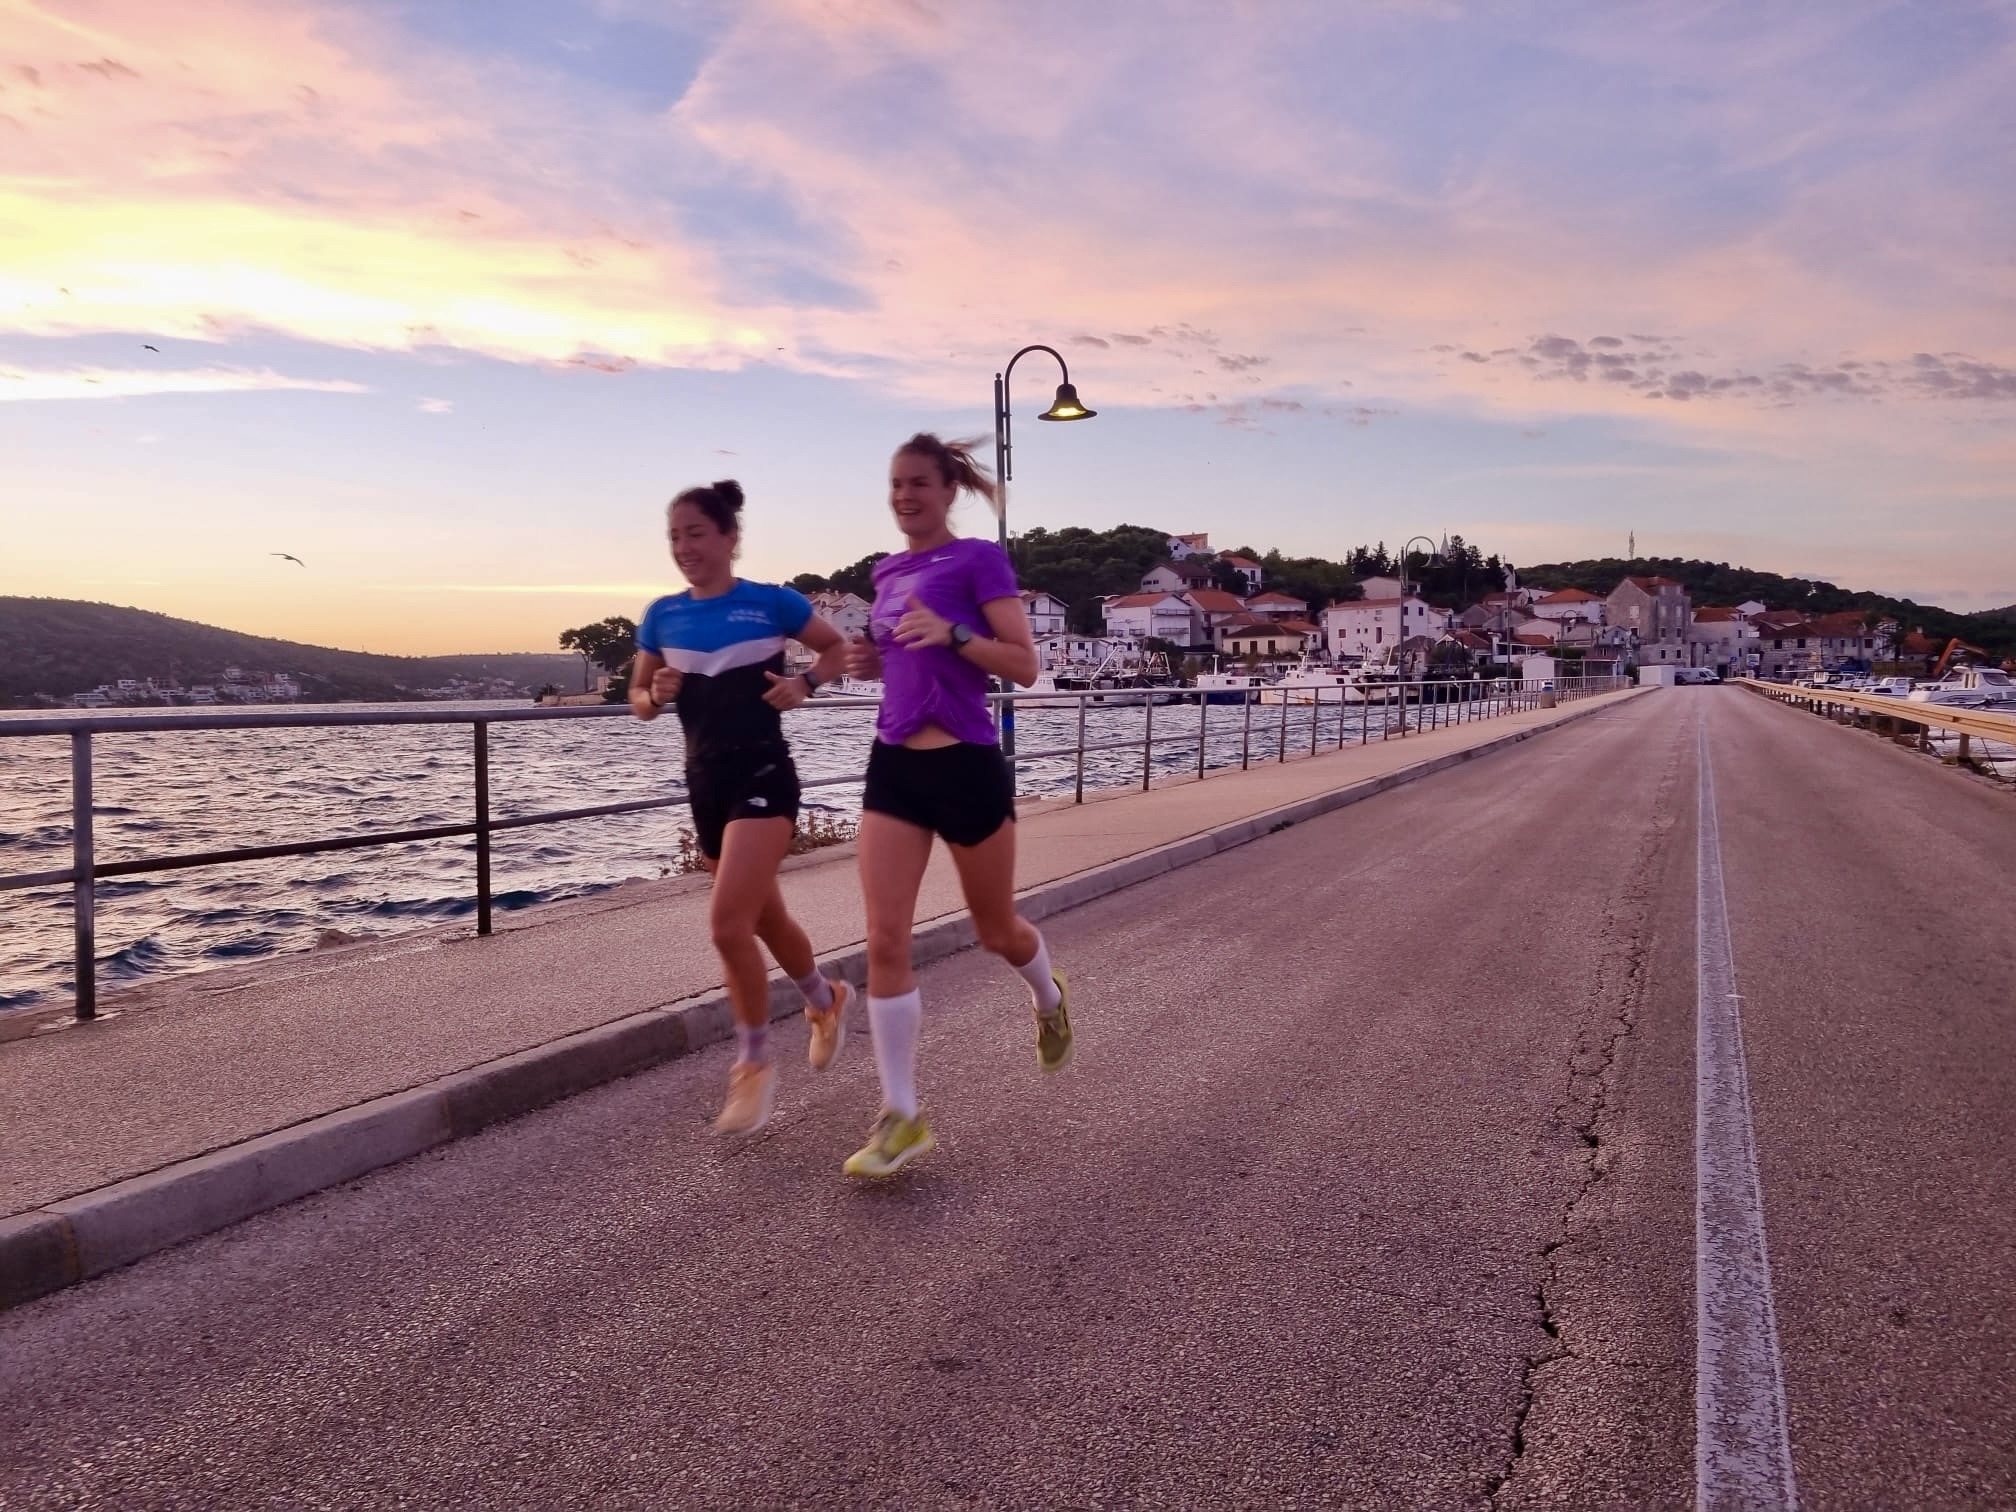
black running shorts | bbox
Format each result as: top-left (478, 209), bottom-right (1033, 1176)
top-left (686, 750), bottom-right (801, 860)
top-left (861, 740), bottom-right (1015, 847)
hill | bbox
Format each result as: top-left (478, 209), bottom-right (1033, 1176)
top-left (1517, 559), bottom-right (2016, 657)
top-left (0, 598), bottom-right (587, 706)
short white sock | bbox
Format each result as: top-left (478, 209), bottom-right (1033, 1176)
top-left (867, 990), bottom-right (923, 1119)
top-left (1011, 931), bottom-right (1063, 1015)
top-left (794, 970), bottom-right (834, 1011)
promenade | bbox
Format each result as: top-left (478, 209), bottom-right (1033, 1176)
top-left (5, 685), bottom-right (2013, 1509)
top-left (3, 688), bottom-right (1640, 1257)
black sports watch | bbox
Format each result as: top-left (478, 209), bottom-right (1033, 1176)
top-left (949, 622), bottom-right (975, 651)
top-left (801, 669), bottom-right (821, 692)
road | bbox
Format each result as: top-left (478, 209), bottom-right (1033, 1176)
top-left (2, 688), bottom-right (2011, 1510)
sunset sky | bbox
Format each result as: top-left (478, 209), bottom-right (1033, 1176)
top-left (5, 0), bottom-right (2013, 655)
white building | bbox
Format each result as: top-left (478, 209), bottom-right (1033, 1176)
top-left (1244, 591), bottom-right (1308, 621)
top-left (1102, 592), bottom-right (1199, 644)
top-left (807, 590), bottom-right (871, 640)
top-left (1020, 590), bottom-right (1068, 636)
top-left (1140, 559), bottom-right (1217, 595)
top-left (1357, 575), bottom-right (1404, 600)
top-left (1531, 588), bottom-right (1606, 625)
top-left (1167, 532), bottom-right (1213, 560)
top-left (1322, 595), bottom-right (1451, 662)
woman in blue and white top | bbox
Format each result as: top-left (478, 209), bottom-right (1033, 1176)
top-left (630, 480), bottom-right (851, 1136)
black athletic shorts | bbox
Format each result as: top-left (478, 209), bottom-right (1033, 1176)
top-left (686, 749), bottom-right (801, 860)
top-left (861, 740), bottom-right (1015, 847)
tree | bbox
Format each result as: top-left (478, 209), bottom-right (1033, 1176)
top-left (558, 616), bottom-right (637, 691)
top-left (788, 572), bottom-right (829, 593)
top-left (826, 553), bottom-right (890, 600)
top-left (1208, 558), bottom-right (1249, 597)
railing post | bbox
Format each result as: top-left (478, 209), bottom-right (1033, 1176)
top-left (474, 720), bottom-right (493, 937)
top-left (1277, 685), bottom-right (1289, 761)
top-left (1361, 687), bottom-right (1371, 746)
top-left (1196, 692), bottom-right (1208, 779)
top-left (1310, 685), bottom-right (1320, 757)
top-left (1074, 695), bottom-right (1089, 803)
top-left (1141, 695), bottom-right (1155, 792)
top-left (71, 730), bottom-right (96, 1021)
top-left (1241, 692), bottom-right (1253, 770)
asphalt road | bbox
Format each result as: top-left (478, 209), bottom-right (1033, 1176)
top-left (2, 688), bottom-right (2011, 1510)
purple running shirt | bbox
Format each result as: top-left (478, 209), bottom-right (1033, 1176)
top-left (869, 537), bottom-right (1021, 746)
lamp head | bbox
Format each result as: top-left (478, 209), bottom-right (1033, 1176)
top-left (1038, 382), bottom-right (1095, 421)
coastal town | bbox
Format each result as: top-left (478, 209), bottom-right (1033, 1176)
top-left (790, 531), bottom-right (1973, 693)
top-left (38, 530), bottom-right (2007, 711)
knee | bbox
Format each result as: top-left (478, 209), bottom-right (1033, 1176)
top-left (710, 906), bottom-right (758, 955)
top-left (865, 921), bottom-right (912, 975)
top-left (973, 913), bottom-right (1027, 961)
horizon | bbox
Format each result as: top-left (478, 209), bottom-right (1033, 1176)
top-left (6, 1), bottom-right (2014, 655)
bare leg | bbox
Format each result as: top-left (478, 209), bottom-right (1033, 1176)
top-left (858, 812), bottom-right (934, 997)
top-left (707, 817), bottom-right (797, 1036)
top-left (946, 820), bottom-right (1039, 969)
top-left (752, 880), bottom-right (815, 983)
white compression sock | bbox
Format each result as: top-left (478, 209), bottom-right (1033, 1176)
top-left (793, 969), bottom-right (834, 1012)
top-left (867, 990), bottom-right (923, 1119)
top-left (1011, 930), bottom-right (1063, 1015)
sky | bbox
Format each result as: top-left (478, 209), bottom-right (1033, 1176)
top-left (4, 0), bottom-right (2014, 655)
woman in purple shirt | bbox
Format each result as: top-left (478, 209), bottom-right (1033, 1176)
top-left (839, 433), bottom-right (1074, 1177)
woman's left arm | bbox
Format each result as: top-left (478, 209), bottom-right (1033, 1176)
top-left (893, 593), bottom-right (1040, 685)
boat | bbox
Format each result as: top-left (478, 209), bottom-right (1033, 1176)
top-left (1905, 666), bottom-right (2016, 707)
top-left (1193, 671), bottom-right (1265, 705)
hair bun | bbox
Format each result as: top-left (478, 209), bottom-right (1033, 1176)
top-left (711, 479), bottom-right (745, 512)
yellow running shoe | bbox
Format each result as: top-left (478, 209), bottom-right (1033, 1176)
top-left (1035, 970), bottom-right (1073, 1072)
top-left (842, 1108), bottom-right (935, 1178)
top-left (806, 978), bottom-right (851, 1073)
top-left (714, 1060), bottom-right (776, 1135)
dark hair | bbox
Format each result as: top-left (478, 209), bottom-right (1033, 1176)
top-left (669, 478), bottom-right (744, 534)
top-left (895, 433), bottom-right (1000, 515)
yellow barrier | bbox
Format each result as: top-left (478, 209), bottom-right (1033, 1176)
top-left (1737, 678), bottom-right (2016, 746)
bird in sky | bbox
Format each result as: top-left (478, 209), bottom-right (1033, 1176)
top-left (142, 344), bottom-right (159, 352)
top-left (271, 553), bottom-right (306, 567)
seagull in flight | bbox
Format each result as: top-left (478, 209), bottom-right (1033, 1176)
top-left (272, 553), bottom-right (306, 567)
top-left (142, 344), bottom-right (159, 353)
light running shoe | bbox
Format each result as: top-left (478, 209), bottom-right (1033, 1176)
top-left (806, 978), bottom-right (851, 1073)
top-left (1035, 970), bottom-right (1073, 1073)
top-left (714, 1060), bottom-right (777, 1135)
top-left (842, 1108), bottom-right (935, 1178)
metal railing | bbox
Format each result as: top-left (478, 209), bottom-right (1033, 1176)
top-left (1737, 677), bottom-right (2016, 761)
top-left (2, 673), bottom-right (1625, 1019)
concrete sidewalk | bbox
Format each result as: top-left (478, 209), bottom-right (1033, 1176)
top-left (1, 687), bottom-right (1650, 1306)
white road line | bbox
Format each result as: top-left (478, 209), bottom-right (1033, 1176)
top-left (1696, 716), bottom-right (1800, 1510)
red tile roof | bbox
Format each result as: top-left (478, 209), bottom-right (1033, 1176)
top-left (1692, 606), bottom-right (1743, 622)
top-left (1623, 575), bottom-right (1684, 591)
top-left (1220, 554), bottom-right (1263, 570)
top-left (1105, 591), bottom-right (1183, 609)
top-left (1537, 588), bottom-right (1601, 603)
top-left (1247, 591), bottom-right (1307, 607)
top-left (1184, 588), bottom-right (1248, 614)
top-left (1276, 619), bottom-right (1322, 635)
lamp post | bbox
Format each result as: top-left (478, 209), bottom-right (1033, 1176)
top-left (1398, 534), bottom-right (1442, 681)
top-left (993, 344), bottom-right (1096, 758)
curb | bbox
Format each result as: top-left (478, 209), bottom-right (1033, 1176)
top-left (0, 689), bottom-right (1647, 1312)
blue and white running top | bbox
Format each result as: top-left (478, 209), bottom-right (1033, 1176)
top-left (636, 580), bottom-right (814, 765)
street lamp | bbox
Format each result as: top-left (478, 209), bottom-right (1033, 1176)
top-left (993, 344), bottom-right (1096, 757)
top-left (1398, 534), bottom-right (1443, 679)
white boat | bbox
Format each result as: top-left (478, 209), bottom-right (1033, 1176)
top-left (1193, 671), bottom-right (1264, 704)
top-left (1905, 666), bottom-right (2016, 707)
top-left (1258, 662), bottom-right (1355, 704)
top-left (831, 676), bottom-right (884, 699)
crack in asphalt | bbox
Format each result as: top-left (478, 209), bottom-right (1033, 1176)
top-left (1483, 732), bottom-right (1687, 1509)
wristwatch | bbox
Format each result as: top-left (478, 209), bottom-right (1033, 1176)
top-left (949, 622), bottom-right (975, 651)
top-left (801, 670), bottom-right (821, 692)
